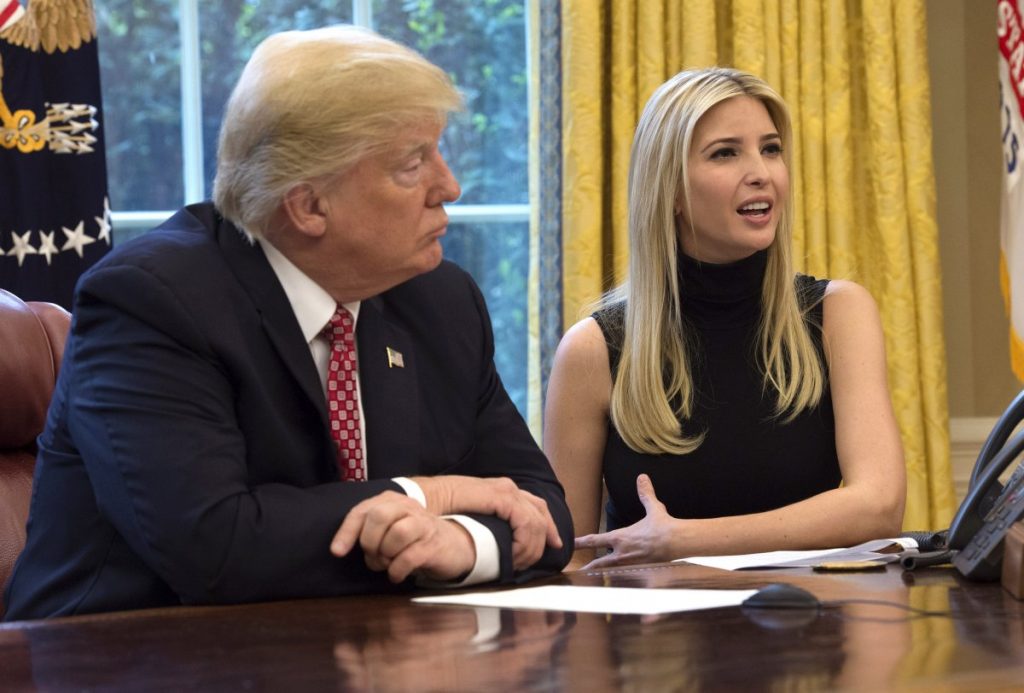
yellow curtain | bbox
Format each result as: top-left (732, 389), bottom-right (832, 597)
top-left (560, 0), bottom-right (955, 529)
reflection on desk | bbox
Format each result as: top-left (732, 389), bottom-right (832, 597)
top-left (2, 563), bottom-right (1024, 691)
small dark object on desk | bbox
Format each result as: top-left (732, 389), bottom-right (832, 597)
top-left (901, 549), bottom-right (956, 571)
top-left (742, 583), bottom-right (821, 610)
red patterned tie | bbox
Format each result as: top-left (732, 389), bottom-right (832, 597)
top-left (324, 306), bottom-right (365, 481)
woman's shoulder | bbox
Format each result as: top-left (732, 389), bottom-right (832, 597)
top-left (561, 315), bottom-right (608, 348)
top-left (821, 279), bottom-right (881, 320)
top-left (551, 316), bottom-right (613, 389)
top-left (795, 274), bottom-right (874, 302)
top-left (821, 278), bottom-right (871, 298)
top-left (813, 279), bottom-right (884, 350)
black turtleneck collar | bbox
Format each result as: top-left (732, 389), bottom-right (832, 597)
top-left (678, 248), bottom-right (767, 327)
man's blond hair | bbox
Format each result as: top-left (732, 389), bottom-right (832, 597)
top-left (213, 25), bottom-right (462, 238)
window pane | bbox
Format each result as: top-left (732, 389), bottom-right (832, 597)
top-left (441, 221), bottom-right (529, 416)
top-left (96, 0), bottom-right (183, 211)
top-left (372, 0), bottom-right (528, 205)
top-left (197, 2), bottom-right (355, 196)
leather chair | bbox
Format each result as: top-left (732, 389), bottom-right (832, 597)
top-left (0, 290), bottom-right (71, 618)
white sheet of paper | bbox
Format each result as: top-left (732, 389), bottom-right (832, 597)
top-left (677, 537), bottom-right (919, 571)
top-left (413, 585), bottom-right (758, 615)
top-left (679, 549), bottom-right (845, 571)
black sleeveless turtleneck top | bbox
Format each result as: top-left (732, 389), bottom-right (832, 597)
top-left (592, 250), bottom-right (841, 531)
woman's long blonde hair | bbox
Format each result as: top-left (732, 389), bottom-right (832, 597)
top-left (606, 67), bottom-right (824, 455)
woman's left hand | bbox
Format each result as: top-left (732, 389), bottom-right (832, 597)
top-left (574, 474), bottom-right (682, 569)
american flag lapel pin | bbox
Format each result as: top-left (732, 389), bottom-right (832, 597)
top-left (386, 347), bottom-right (405, 369)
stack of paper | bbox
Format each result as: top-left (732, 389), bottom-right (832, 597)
top-left (677, 537), bottom-right (918, 571)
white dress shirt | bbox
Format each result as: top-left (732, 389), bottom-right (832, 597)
top-left (259, 239), bottom-right (498, 585)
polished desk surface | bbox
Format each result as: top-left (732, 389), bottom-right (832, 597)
top-left (2, 562), bottom-right (1024, 691)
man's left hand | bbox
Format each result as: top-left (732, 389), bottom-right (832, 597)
top-left (412, 475), bottom-right (562, 569)
top-left (331, 491), bottom-right (476, 582)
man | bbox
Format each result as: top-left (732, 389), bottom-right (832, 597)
top-left (4, 25), bottom-right (573, 620)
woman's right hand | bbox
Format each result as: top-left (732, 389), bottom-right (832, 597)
top-left (575, 474), bottom-right (683, 569)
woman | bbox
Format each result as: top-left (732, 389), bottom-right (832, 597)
top-left (544, 67), bottom-right (906, 571)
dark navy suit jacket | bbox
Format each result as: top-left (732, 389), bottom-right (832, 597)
top-left (4, 202), bottom-right (573, 620)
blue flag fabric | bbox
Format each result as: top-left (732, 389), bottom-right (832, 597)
top-left (0, 0), bottom-right (111, 310)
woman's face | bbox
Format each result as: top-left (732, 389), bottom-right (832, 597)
top-left (677, 95), bottom-right (789, 264)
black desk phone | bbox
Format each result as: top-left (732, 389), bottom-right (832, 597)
top-left (946, 389), bottom-right (1024, 580)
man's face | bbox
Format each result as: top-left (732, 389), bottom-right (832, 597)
top-left (319, 119), bottom-right (461, 292)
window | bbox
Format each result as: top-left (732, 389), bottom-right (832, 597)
top-left (96, 0), bottom-right (531, 416)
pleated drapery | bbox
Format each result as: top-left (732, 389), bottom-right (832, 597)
top-left (545, 0), bottom-right (954, 530)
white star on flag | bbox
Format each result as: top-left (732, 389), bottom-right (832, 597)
top-left (95, 196), bottom-right (112, 245)
top-left (10, 230), bottom-right (37, 267)
top-left (38, 231), bottom-right (59, 265)
top-left (61, 221), bottom-right (97, 257)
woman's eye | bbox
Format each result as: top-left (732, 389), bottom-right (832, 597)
top-left (763, 143), bottom-right (783, 156)
top-left (709, 147), bottom-right (737, 160)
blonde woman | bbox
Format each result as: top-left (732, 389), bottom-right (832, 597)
top-left (544, 68), bottom-right (906, 571)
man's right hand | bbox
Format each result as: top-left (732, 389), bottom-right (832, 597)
top-left (411, 476), bottom-right (563, 570)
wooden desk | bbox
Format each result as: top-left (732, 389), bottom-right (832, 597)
top-left (2, 562), bottom-right (1023, 691)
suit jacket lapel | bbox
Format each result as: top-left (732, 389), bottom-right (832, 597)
top-left (357, 296), bottom-right (420, 479)
top-left (205, 206), bottom-right (417, 479)
top-left (213, 213), bottom-right (328, 424)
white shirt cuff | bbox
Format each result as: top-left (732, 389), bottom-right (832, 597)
top-left (443, 515), bottom-right (500, 586)
top-left (393, 477), bottom-right (427, 508)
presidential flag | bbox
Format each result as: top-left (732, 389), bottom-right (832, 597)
top-left (999, 0), bottom-right (1024, 382)
top-left (0, 0), bottom-right (111, 310)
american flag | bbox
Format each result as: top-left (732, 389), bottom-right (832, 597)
top-left (0, 0), bottom-right (111, 309)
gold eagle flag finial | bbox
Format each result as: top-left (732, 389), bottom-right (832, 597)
top-left (0, 0), bottom-right (100, 155)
